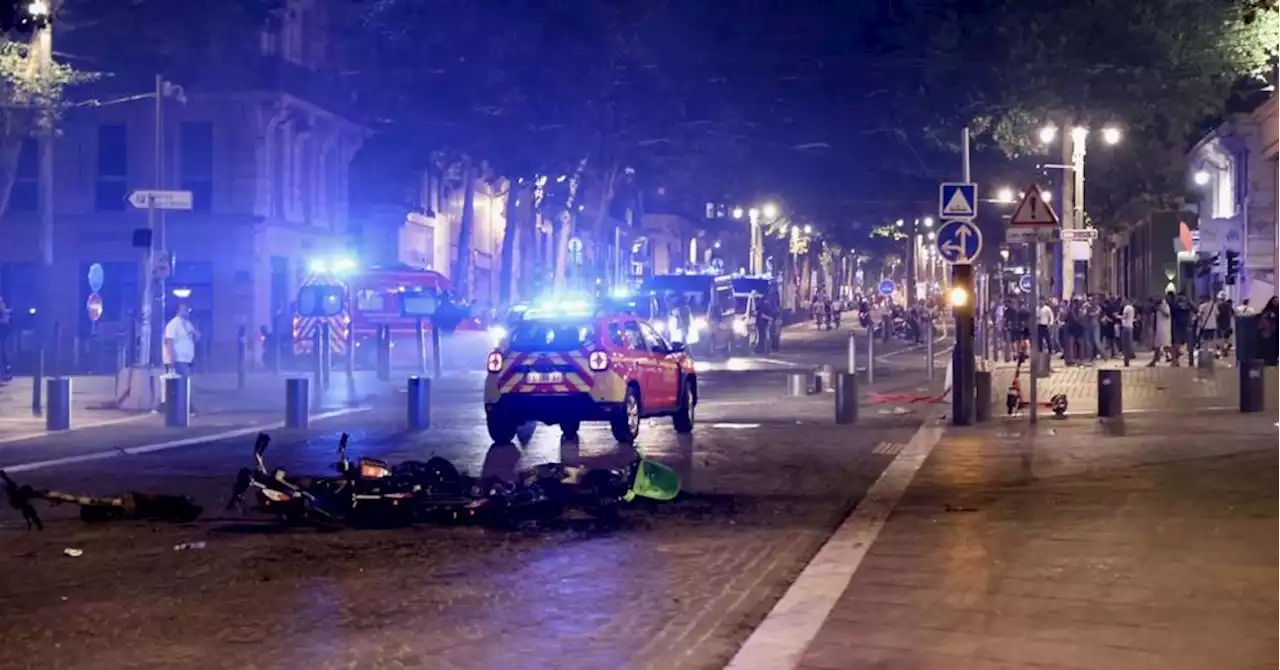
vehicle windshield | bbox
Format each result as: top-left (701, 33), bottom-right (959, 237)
top-left (508, 320), bottom-right (597, 351)
top-left (731, 278), bottom-right (770, 295)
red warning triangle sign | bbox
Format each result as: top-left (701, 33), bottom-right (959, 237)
top-left (1009, 185), bottom-right (1059, 227)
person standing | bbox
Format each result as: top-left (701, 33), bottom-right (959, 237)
top-left (0, 298), bottom-right (11, 381)
top-left (1148, 293), bottom-right (1173, 367)
top-left (163, 303), bottom-right (200, 413)
top-left (1037, 298), bottom-right (1054, 355)
top-left (1119, 297), bottom-right (1136, 366)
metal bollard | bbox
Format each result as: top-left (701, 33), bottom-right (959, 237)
top-left (45, 377), bottom-right (71, 431)
top-left (1097, 368), bottom-right (1122, 418)
top-left (415, 318), bottom-right (428, 376)
top-left (431, 326), bottom-right (444, 378)
top-left (866, 331), bottom-right (875, 384)
top-left (236, 325), bottom-right (247, 390)
top-left (319, 322), bottom-right (332, 391)
top-left (834, 372), bottom-right (858, 425)
top-left (407, 375), bottom-right (431, 429)
top-left (974, 369), bottom-right (992, 422)
top-left (846, 330), bottom-right (857, 373)
top-left (376, 324), bottom-right (391, 382)
top-left (30, 345), bottom-right (43, 416)
top-left (926, 320), bottom-right (935, 380)
top-left (816, 364), bottom-right (835, 392)
top-left (164, 375), bottom-right (190, 427)
top-left (785, 372), bottom-right (810, 396)
top-left (312, 327), bottom-right (324, 403)
top-left (285, 377), bottom-right (310, 428)
top-left (1238, 359), bottom-right (1264, 413)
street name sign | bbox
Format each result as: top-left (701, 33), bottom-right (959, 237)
top-left (128, 189), bottom-right (193, 211)
top-left (939, 182), bottom-right (978, 219)
top-left (1061, 228), bottom-right (1098, 242)
top-left (935, 218), bottom-right (983, 264)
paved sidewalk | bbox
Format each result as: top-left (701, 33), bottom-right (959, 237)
top-left (796, 409), bottom-right (1278, 669)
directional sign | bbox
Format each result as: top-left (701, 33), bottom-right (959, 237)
top-left (1009, 185), bottom-right (1058, 227)
top-left (128, 189), bottom-right (193, 211)
top-left (939, 182), bottom-right (978, 219)
top-left (86, 293), bottom-right (104, 322)
top-left (87, 262), bottom-right (104, 293)
top-left (877, 279), bottom-right (896, 296)
top-left (1019, 274), bottom-right (1033, 293)
top-left (935, 219), bottom-right (984, 264)
top-left (1061, 228), bottom-right (1098, 242)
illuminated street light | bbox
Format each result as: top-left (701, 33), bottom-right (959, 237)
top-left (1193, 170), bottom-right (1211, 186)
top-left (761, 202), bottom-right (779, 219)
top-left (895, 218), bottom-right (905, 227)
top-left (748, 207), bottom-right (760, 219)
top-left (922, 217), bottom-right (934, 227)
top-left (1038, 125), bottom-right (1058, 144)
top-left (27, 0), bottom-right (49, 16)
top-left (995, 187), bottom-right (1015, 204)
top-left (1070, 126), bottom-right (1089, 143)
top-left (1101, 127), bottom-right (1122, 145)
top-left (731, 207), bottom-right (744, 220)
top-left (803, 224), bottom-right (813, 234)
top-left (1042, 190), bottom-right (1052, 203)
top-left (926, 231), bottom-right (936, 241)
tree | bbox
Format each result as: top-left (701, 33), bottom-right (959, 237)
top-left (0, 38), bottom-right (90, 223)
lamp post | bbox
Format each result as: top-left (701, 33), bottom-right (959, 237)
top-left (731, 202), bottom-right (778, 275)
top-left (1038, 122), bottom-right (1122, 299)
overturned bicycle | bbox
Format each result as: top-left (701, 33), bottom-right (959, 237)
top-left (229, 432), bottom-right (681, 529)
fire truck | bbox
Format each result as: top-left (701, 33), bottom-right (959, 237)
top-left (291, 258), bottom-right (485, 366)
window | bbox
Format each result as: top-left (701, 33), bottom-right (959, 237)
top-left (354, 289), bottom-right (387, 312)
top-left (95, 125), bottom-right (128, 211)
top-left (621, 321), bottom-right (645, 351)
top-left (509, 320), bottom-right (596, 352)
top-left (638, 322), bottom-right (669, 354)
top-left (9, 138), bottom-right (36, 213)
top-left (180, 122), bottom-right (213, 212)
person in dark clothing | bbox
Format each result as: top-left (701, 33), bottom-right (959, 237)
top-left (1260, 297), bottom-right (1279, 366)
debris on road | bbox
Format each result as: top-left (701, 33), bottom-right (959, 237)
top-left (62, 548), bottom-right (83, 558)
top-left (173, 542), bottom-right (207, 551)
top-left (2, 470), bottom-right (203, 530)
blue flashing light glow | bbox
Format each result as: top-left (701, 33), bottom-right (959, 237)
top-left (610, 286), bottom-right (633, 300)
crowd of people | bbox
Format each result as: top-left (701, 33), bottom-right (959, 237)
top-left (993, 292), bottom-right (1280, 367)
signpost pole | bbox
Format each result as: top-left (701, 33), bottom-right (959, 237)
top-left (1030, 242), bottom-right (1040, 424)
top-left (140, 196), bottom-right (156, 366)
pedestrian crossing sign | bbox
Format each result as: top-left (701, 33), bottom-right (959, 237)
top-left (939, 183), bottom-right (977, 219)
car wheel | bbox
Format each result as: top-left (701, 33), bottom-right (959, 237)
top-left (610, 386), bottom-right (642, 443)
top-left (486, 412), bottom-right (519, 443)
top-left (673, 379), bottom-right (695, 434)
top-left (560, 419), bottom-right (581, 439)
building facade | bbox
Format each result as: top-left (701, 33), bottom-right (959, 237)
top-left (0, 0), bottom-right (367, 369)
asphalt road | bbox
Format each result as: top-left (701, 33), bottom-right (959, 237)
top-left (0, 324), bottom-right (945, 670)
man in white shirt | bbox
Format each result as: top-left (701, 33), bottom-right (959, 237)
top-left (163, 303), bottom-right (200, 412)
top-left (1119, 298), bottom-right (1136, 366)
top-left (1037, 300), bottom-right (1054, 353)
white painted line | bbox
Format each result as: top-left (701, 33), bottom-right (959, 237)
top-left (724, 420), bottom-right (945, 670)
top-left (1, 407), bottom-right (370, 474)
top-left (0, 413), bottom-right (152, 446)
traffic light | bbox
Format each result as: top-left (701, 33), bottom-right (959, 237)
top-left (1225, 251), bottom-right (1241, 285)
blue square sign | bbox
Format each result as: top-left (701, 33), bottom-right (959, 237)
top-left (939, 183), bottom-right (977, 219)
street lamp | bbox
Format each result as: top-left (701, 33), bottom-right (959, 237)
top-left (731, 206), bottom-right (744, 220)
top-left (1193, 170), bottom-right (1211, 186)
top-left (1042, 190), bottom-right (1052, 203)
top-left (761, 202), bottom-right (779, 219)
top-left (1038, 124), bottom-right (1058, 144)
top-left (922, 217), bottom-right (934, 227)
top-left (1070, 126), bottom-right (1089, 144)
top-left (895, 218), bottom-right (904, 228)
top-left (1101, 126), bottom-right (1122, 145)
top-left (995, 187), bottom-right (1015, 204)
top-left (803, 224), bottom-right (813, 234)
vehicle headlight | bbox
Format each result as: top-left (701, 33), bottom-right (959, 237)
top-left (733, 318), bottom-right (749, 336)
top-left (692, 317), bottom-right (708, 332)
top-left (487, 325), bottom-right (508, 346)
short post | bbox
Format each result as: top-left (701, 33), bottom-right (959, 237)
top-left (834, 372), bottom-right (858, 424)
top-left (285, 377), bottom-right (310, 429)
top-left (407, 375), bottom-right (431, 430)
top-left (414, 317), bottom-right (428, 376)
top-left (431, 326), bottom-right (444, 377)
top-left (785, 372), bottom-right (810, 396)
top-left (375, 324), bottom-right (391, 382)
top-left (926, 320), bottom-right (935, 380)
top-left (30, 345), bottom-right (43, 416)
top-left (866, 330), bottom-right (875, 384)
top-left (236, 325), bottom-right (247, 390)
top-left (974, 369), bottom-right (992, 422)
top-left (1097, 368), bottom-right (1122, 418)
top-left (319, 322), bottom-right (332, 392)
top-left (164, 375), bottom-right (190, 428)
top-left (344, 324), bottom-right (357, 404)
top-left (311, 327), bottom-right (324, 403)
top-left (846, 330), bottom-right (857, 373)
top-left (45, 377), bottom-right (71, 431)
top-left (1238, 359), bottom-right (1264, 413)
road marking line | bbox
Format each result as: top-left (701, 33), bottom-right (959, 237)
top-left (0, 413), bottom-right (152, 446)
top-left (724, 419), bottom-right (945, 670)
top-left (1, 407), bottom-right (371, 473)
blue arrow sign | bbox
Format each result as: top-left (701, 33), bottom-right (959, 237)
top-left (877, 279), bottom-right (896, 296)
top-left (1019, 274), bottom-right (1033, 293)
top-left (935, 219), bottom-right (984, 264)
top-left (939, 182), bottom-right (977, 219)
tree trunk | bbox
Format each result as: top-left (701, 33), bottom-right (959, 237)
top-left (552, 211), bottom-right (572, 291)
top-left (0, 132), bottom-right (24, 223)
top-left (497, 180), bottom-right (523, 305)
top-left (452, 158), bottom-right (476, 298)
